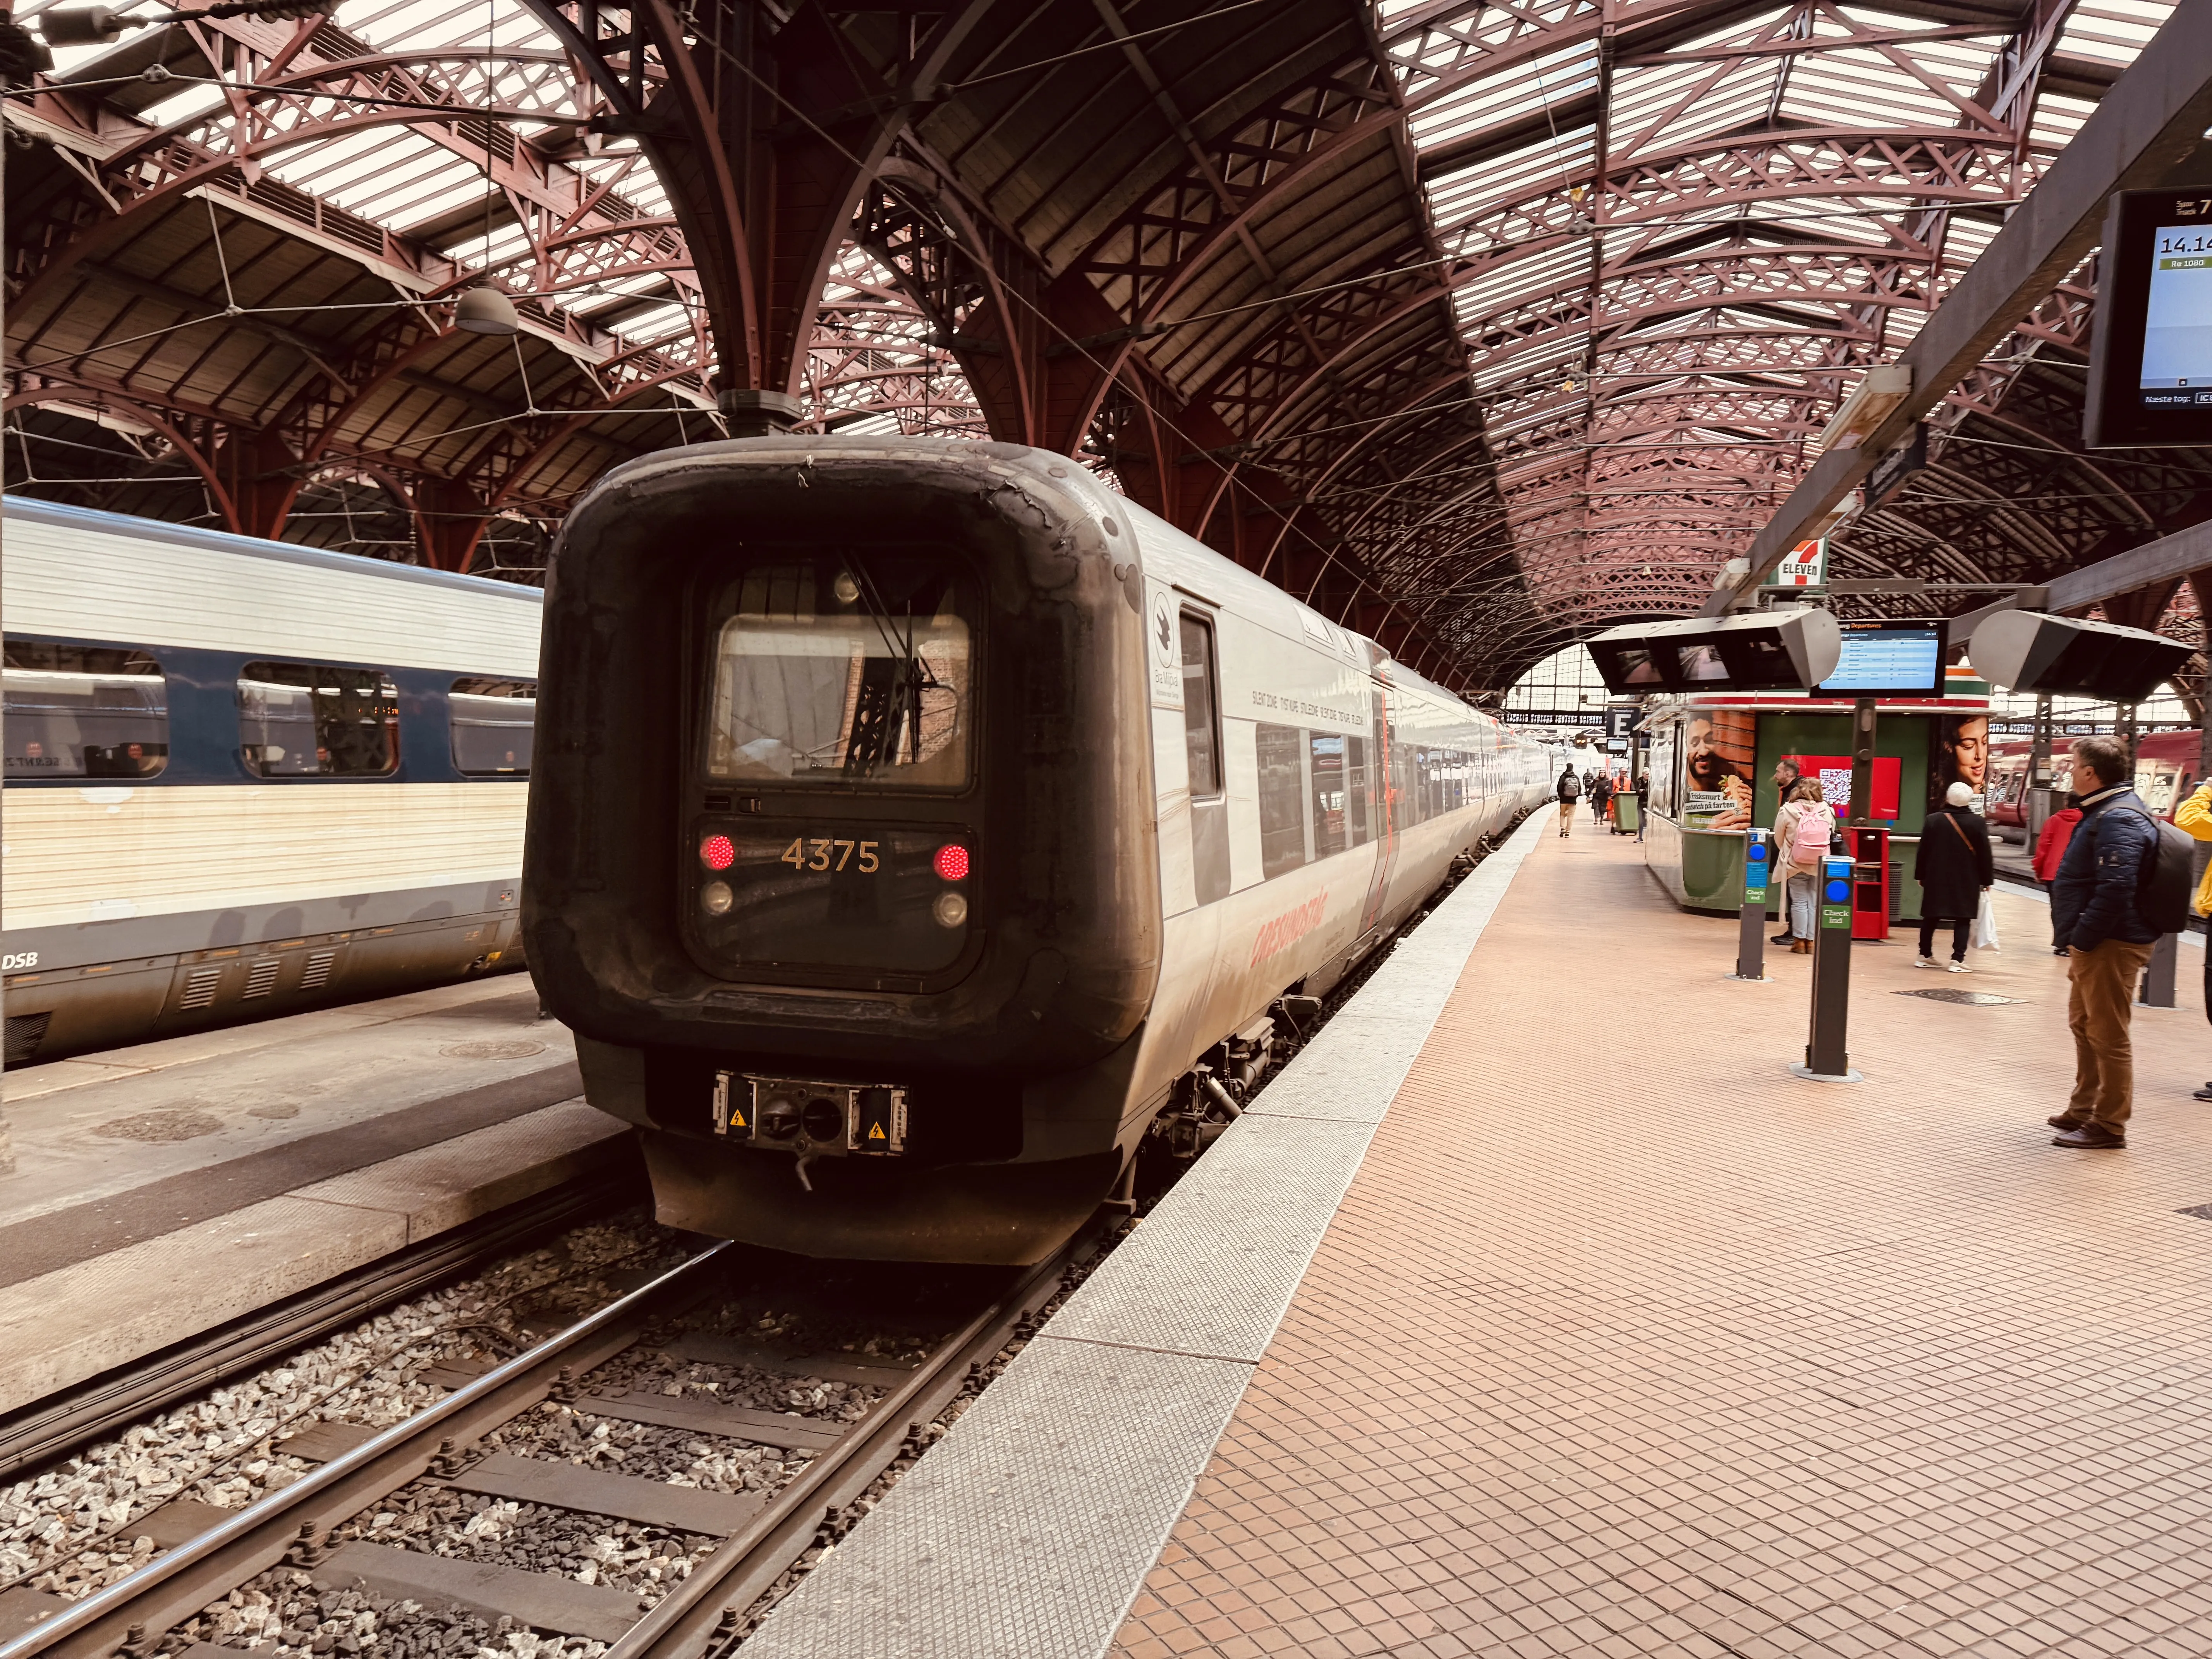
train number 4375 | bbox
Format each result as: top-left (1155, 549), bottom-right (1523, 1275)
top-left (781, 837), bottom-right (881, 873)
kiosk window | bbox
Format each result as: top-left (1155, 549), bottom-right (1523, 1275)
top-left (239, 661), bottom-right (399, 778)
top-left (1180, 612), bottom-right (1221, 799)
top-left (450, 677), bottom-right (535, 776)
top-left (3, 641), bottom-right (167, 778)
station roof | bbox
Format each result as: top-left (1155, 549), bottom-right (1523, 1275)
top-left (3, 0), bottom-right (2204, 695)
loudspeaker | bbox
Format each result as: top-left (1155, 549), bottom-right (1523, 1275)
top-left (1967, 610), bottom-right (2191, 703)
top-left (1586, 609), bottom-right (1841, 694)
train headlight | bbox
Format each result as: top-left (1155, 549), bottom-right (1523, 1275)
top-left (932, 891), bottom-right (968, 929)
top-left (701, 880), bottom-right (734, 915)
top-left (832, 571), bottom-right (860, 605)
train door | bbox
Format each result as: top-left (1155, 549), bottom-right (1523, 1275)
top-left (1181, 610), bottom-right (1231, 905)
top-left (1358, 680), bottom-right (1398, 936)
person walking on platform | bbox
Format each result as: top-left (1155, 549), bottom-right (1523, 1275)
top-left (2048, 736), bottom-right (2160, 1149)
top-left (1913, 781), bottom-right (1994, 972)
top-left (2173, 780), bottom-right (2212, 1101)
top-left (1633, 773), bottom-right (1649, 842)
top-left (1771, 778), bottom-right (1833, 953)
top-left (1590, 771), bottom-right (1613, 826)
top-left (1556, 763), bottom-right (1581, 837)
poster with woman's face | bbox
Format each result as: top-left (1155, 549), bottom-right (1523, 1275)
top-left (1933, 713), bottom-right (1989, 810)
top-left (1683, 709), bottom-right (1755, 830)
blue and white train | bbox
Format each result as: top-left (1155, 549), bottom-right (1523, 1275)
top-left (1, 500), bottom-right (539, 1065)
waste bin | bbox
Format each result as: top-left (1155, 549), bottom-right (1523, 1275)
top-left (1612, 793), bottom-right (1639, 835)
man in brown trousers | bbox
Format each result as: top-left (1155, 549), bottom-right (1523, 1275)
top-left (2047, 735), bottom-right (2160, 1149)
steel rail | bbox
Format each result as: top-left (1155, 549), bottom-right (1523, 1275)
top-left (0, 1167), bottom-right (642, 1484)
top-left (612, 1236), bottom-right (1091, 1659)
top-left (0, 1243), bottom-right (732, 1659)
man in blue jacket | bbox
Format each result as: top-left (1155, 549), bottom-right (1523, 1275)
top-left (2048, 735), bottom-right (2160, 1148)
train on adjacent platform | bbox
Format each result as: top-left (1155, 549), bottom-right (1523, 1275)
top-left (0, 499), bottom-right (539, 1064)
top-left (524, 436), bottom-right (1561, 1266)
top-left (1983, 730), bottom-right (2204, 840)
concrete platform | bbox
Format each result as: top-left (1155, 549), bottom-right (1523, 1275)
top-left (743, 814), bottom-right (2212, 1659)
top-left (0, 977), bottom-right (628, 1414)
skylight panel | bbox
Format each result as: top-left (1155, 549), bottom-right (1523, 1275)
top-left (2056, 0), bottom-right (2174, 65)
top-left (1424, 126), bottom-right (1594, 244)
top-left (1407, 40), bottom-right (1599, 152)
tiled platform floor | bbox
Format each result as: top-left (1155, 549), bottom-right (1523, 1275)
top-left (1113, 826), bottom-right (2212, 1659)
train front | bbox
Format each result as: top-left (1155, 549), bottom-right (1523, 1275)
top-left (524, 437), bottom-right (1161, 1264)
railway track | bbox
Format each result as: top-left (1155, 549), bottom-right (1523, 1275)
top-left (0, 1226), bottom-right (1096, 1659)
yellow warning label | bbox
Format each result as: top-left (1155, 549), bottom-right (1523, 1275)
top-left (868, 1123), bottom-right (886, 1140)
top-left (732, 1106), bottom-right (748, 1128)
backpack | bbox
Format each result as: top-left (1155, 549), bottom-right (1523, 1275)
top-left (1559, 773), bottom-right (1580, 801)
top-left (2118, 807), bottom-right (2195, 935)
top-left (1789, 803), bottom-right (1832, 864)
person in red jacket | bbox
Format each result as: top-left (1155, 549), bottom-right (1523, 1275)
top-left (2033, 794), bottom-right (2083, 885)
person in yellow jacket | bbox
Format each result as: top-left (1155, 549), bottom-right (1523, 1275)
top-left (2175, 781), bottom-right (2212, 1097)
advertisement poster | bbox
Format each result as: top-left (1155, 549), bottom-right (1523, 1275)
top-left (1784, 754), bottom-right (1902, 821)
top-left (1929, 712), bottom-right (1987, 810)
top-left (1681, 708), bottom-right (1755, 829)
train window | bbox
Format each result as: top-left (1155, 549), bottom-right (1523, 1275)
top-left (1310, 733), bottom-right (1346, 857)
top-left (450, 677), bottom-right (536, 776)
top-left (1180, 612), bottom-right (1222, 799)
top-left (3, 641), bottom-right (167, 779)
top-left (704, 558), bottom-right (972, 789)
top-left (238, 661), bottom-right (399, 778)
top-left (1256, 723), bottom-right (1306, 877)
top-left (1346, 735), bottom-right (1369, 846)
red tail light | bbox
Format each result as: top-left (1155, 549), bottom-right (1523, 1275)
top-left (700, 833), bottom-right (736, 871)
top-left (933, 843), bottom-right (970, 881)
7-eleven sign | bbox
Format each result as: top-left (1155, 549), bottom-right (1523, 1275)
top-left (1761, 538), bottom-right (1827, 587)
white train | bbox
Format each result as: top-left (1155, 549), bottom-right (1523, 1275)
top-left (525, 437), bottom-right (1559, 1262)
top-left (1, 500), bottom-right (540, 1064)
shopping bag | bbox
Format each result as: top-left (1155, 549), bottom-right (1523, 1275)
top-left (1973, 891), bottom-right (2000, 951)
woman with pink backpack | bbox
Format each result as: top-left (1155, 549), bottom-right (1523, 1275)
top-left (1771, 777), bottom-right (1836, 954)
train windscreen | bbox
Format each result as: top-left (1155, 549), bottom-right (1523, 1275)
top-left (704, 558), bottom-right (973, 790)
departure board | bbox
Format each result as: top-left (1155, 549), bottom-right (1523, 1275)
top-left (1816, 620), bottom-right (1946, 697)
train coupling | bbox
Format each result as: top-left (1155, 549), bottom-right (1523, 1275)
top-left (711, 1072), bottom-right (908, 1156)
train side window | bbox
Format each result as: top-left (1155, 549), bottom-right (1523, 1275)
top-left (1180, 612), bottom-right (1222, 799)
top-left (1256, 722), bottom-right (1306, 877)
top-left (239, 661), bottom-right (399, 778)
top-left (1345, 735), bottom-right (1369, 845)
top-left (450, 677), bottom-right (536, 776)
top-left (3, 641), bottom-right (168, 779)
top-left (1310, 733), bottom-right (1347, 857)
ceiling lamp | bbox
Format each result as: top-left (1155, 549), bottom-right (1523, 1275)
top-left (453, 287), bottom-right (519, 337)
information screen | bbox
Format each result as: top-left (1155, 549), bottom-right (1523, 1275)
top-left (2138, 223), bottom-right (2212, 399)
top-left (2087, 189), bottom-right (2212, 447)
top-left (1816, 620), bottom-right (1947, 697)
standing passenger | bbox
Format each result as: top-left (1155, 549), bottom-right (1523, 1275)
top-left (1556, 763), bottom-right (1581, 838)
top-left (2173, 780), bottom-right (2212, 1101)
top-left (1633, 773), bottom-right (1649, 842)
top-left (2048, 736), bottom-right (2160, 1149)
top-left (1772, 778), bottom-right (1833, 954)
top-left (1913, 781), bottom-right (1994, 972)
top-left (2034, 792), bottom-right (2083, 886)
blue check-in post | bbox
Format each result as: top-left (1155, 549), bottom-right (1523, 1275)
top-left (1732, 830), bottom-right (1772, 981)
top-left (1797, 853), bottom-right (1859, 1081)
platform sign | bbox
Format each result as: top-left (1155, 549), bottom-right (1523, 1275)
top-left (1819, 856), bottom-right (1853, 931)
